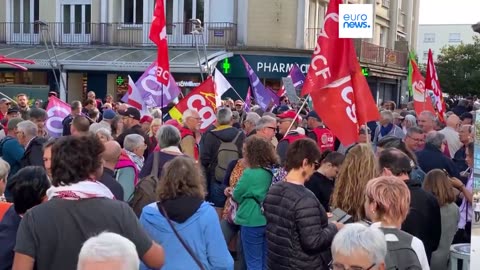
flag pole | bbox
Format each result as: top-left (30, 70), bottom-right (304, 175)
top-left (283, 98), bottom-right (308, 138)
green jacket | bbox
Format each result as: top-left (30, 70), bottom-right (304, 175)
top-left (233, 168), bottom-right (272, 226)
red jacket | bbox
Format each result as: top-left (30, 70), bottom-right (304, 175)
top-left (180, 126), bottom-right (199, 160)
top-left (311, 127), bottom-right (335, 152)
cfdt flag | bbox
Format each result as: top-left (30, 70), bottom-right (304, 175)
top-left (301, 0), bottom-right (351, 96)
top-left (425, 49), bottom-right (446, 123)
top-left (46, 96), bottom-right (71, 138)
top-left (149, 0), bottom-right (169, 85)
top-left (126, 75), bottom-right (150, 116)
top-left (240, 55), bottom-right (272, 111)
top-left (169, 77), bottom-right (217, 132)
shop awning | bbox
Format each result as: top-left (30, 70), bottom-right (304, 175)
top-left (0, 46), bottom-right (232, 73)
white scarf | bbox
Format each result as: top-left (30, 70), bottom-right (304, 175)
top-left (47, 180), bottom-right (115, 200)
top-left (161, 146), bottom-right (182, 154)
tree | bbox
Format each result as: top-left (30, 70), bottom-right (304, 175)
top-left (435, 36), bottom-right (480, 96)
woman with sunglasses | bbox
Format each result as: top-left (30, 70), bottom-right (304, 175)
top-left (263, 139), bottom-right (341, 270)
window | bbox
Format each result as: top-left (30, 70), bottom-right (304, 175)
top-left (423, 33), bottom-right (435, 43)
top-left (382, 0), bottom-right (390, 8)
top-left (380, 27), bottom-right (387, 47)
top-left (183, 0), bottom-right (205, 34)
top-left (449, 33), bottom-right (461, 43)
top-left (123, 0), bottom-right (143, 24)
top-left (12, 0), bottom-right (39, 34)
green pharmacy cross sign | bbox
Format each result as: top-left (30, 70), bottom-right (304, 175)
top-left (222, 58), bottom-right (231, 74)
top-left (361, 67), bottom-right (369, 76)
top-left (116, 76), bottom-right (125, 86)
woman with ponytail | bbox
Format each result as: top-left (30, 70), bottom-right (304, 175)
top-left (305, 151), bottom-right (345, 212)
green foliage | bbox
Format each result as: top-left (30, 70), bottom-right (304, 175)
top-left (436, 36), bottom-right (480, 95)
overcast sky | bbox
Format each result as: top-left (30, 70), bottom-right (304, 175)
top-left (419, 0), bottom-right (480, 24)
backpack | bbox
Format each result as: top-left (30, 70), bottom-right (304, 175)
top-left (128, 152), bottom-right (160, 217)
top-left (0, 136), bottom-right (13, 157)
top-left (214, 132), bottom-right (242, 182)
top-left (379, 227), bottom-right (422, 270)
top-left (266, 165), bottom-right (287, 186)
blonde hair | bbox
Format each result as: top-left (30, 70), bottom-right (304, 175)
top-left (365, 176), bottom-right (411, 224)
top-left (331, 143), bottom-right (378, 221)
top-left (157, 156), bottom-right (205, 201)
top-left (148, 118), bottom-right (162, 137)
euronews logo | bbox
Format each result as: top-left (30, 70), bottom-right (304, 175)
top-left (342, 14), bottom-right (371, 29)
top-left (339, 4), bottom-right (374, 38)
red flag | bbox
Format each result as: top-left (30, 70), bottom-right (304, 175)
top-left (149, 0), bottom-right (170, 85)
top-left (169, 77), bottom-right (217, 132)
top-left (410, 58), bottom-right (435, 115)
top-left (301, 0), bottom-right (351, 96)
top-left (425, 49), bottom-right (446, 122)
top-left (348, 41), bottom-right (380, 125)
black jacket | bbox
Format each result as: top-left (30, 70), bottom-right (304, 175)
top-left (200, 126), bottom-right (245, 181)
top-left (305, 172), bottom-right (335, 212)
top-left (20, 136), bottom-right (47, 168)
top-left (401, 179), bottom-right (442, 262)
top-left (263, 182), bottom-right (338, 270)
top-left (416, 143), bottom-right (461, 179)
top-left (99, 168), bottom-right (124, 201)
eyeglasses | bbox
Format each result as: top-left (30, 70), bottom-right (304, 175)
top-left (266, 126), bottom-right (277, 131)
top-left (329, 262), bottom-right (376, 270)
top-left (407, 135), bottom-right (424, 143)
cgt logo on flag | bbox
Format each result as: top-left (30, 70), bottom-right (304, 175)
top-left (339, 4), bottom-right (373, 38)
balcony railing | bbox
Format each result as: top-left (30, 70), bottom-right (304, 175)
top-left (0, 22), bottom-right (237, 48)
top-left (305, 28), bottom-right (407, 68)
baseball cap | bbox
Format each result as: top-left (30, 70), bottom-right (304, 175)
top-left (277, 110), bottom-right (301, 123)
top-left (119, 107), bottom-right (141, 121)
top-left (392, 112), bottom-right (405, 120)
top-left (102, 109), bottom-right (116, 121)
top-left (306, 111), bottom-right (321, 121)
top-left (48, 91), bottom-right (58, 97)
top-left (7, 117), bottom-right (24, 130)
top-left (8, 107), bottom-right (19, 114)
top-left (140, 115), bottom-right (153, 124)
top-left (0, 98), bottom-right (11, 104)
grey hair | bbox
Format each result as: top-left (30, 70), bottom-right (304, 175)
top-left (426, 131), bottom-right (445, 149)
top-left (17, 120), bottom-right (38, 138)
top-left (123, 134), bottom-right (145, 152)
top-left (151, 108), bottom-right (163, 119)
top-left (77, 232), bottom-right (139, 270)
top-left (331, 223), bottom-right (387, 266)
top-left (404, 115), bottom-right (417, 127)
top-left (256, 115), bottom-right (277, 130)
top-left (406, 126), bottom-right (424, 137)
top-left (88, 123), bottom-right (104, 134)
top-left (0, 157), bottom-right (10, 181)
top-left (157, 125), bottom-right (181, 148)
top-left (420, 110), bottom-right (436, 121)
top-left (95, 128), bottom-right (113, 141)
top-left (217, 107), bottom-right (233, 125)
top-left (380, 110), bottom-right (393, 122)
top-left (245, 112), bottom-right (261, 125)
top-left (461, 124), bottom-right (473, 134)
top-left (182, 109), bottom-right (198, 124)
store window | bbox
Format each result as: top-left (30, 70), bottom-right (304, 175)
top-left (115, 74), bottom-right (129, 101)
top-left (122, 0), bottom-right (143, 25)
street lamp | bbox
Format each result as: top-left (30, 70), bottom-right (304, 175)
top-left (189, 18), bottom-right (210, 81)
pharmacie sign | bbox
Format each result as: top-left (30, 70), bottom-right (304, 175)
top-left (339, 4), bottom-right (374, 38)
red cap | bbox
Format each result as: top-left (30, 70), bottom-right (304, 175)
top-left (140, 115), bottom-right (153, 124)
top-left (277, 110), bottom-right (300, 123)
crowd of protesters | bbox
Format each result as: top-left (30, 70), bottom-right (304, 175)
top-left (0, 92), bottom-right (477, 270)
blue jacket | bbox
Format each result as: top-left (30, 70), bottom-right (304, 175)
top-left (139, 201), bottom-right (233, 270)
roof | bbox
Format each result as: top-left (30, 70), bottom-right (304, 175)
top-left (0, 47), bottom-right (232, 73)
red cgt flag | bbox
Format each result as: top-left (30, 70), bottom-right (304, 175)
top-left (425, 49), bottom-right (446, 122)
top-left (301, 0), bottom-right (351, 97)
top-left (149, 0), bottom-right (170, 85)
top-left (410, 58), bottom-right (435, 115)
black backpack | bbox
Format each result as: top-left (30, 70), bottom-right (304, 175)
top-left (379, 227), bottom-right (422, 270)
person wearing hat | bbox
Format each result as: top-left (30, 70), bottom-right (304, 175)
top-left (140, 115), bottom-right (153, 134)
top-left (234, 100), bottom-right (247, 125)
top-left (0, 118), bottom-right (25, 202)
top-left (276, 110), bottom-right (306, 164)
top-left (306, 111), bottom-right (336, 152)
top-left (97, 109), bottom-right (116, 132)
top-left (392, 112), bottom-right (404, 128)
top-left (62, 101), bottom-right (83, 136)
top-left (0, 98), bottom-right (11, 121)
top-left (116, 107), bottom-right (150, 158)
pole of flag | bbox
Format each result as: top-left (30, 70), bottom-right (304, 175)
top-left (283, 98), bottom-right (308, 138)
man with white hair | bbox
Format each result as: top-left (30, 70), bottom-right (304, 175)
top-left (373, 110), bottom-right (404, 145)
top-left (77, 232), bottom-right (139, 270)
top-left (331, 223), bottom-right (387, 270)
top-left (255, 115), bottom-right (278, 146)
top-left (439, 113), bottom-right (462, 158)
top-left (116, 134), bottom-right (145, 201)
top-left (179, 109), bottom-right (201, 160)
top-left (16, 120), bottom-right (46, 168)
top-left (418, 110), bottom-right (436, 133)
top-left (243, 112), bottom-right (261, 137)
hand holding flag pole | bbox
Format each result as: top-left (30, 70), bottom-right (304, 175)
top-left (282, 98), bottom-right (308, 139)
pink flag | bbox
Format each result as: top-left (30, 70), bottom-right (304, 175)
top-left (127, 75), bottom-right (150, 116)
top-left (46, 96), bottom-right (71, 138)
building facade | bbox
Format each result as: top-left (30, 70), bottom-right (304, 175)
top-left (417, 24), bottom-right (479, 64)
top-left (0, 0), bottom-right (415, 106)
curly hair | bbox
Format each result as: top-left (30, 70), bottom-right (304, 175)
top-left (157, 156), bottom-right (206, 201)
top-left (51, 135), bottom-right (105, 186)
top-left (244, 136), bottom-right (279, 168)
top-left (331, 143), bottom-right (378, 221)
